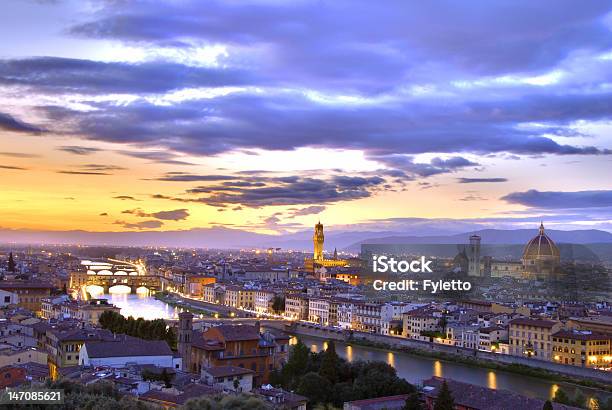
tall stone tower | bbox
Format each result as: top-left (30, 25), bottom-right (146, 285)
top-left (313, 221), bottom-right (325, 261)
top-left (177, 311), bottom-right (193, 372)
top-left (468, 235), bottom-right (481, 277)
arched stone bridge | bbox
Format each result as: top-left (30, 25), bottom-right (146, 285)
top-left (70, 259), bottom-right (162, 293)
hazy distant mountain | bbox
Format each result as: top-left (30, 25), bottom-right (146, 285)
top-left (343, 228), bottom-right (612, 252)
top-left (1, 226), bottom-right (611, 252)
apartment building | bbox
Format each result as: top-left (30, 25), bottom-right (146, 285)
top-left (254, 290), bottom-right (275, 315)
top-left (552, 329), bottom-right (611, 368)
top-left (402, 306), bottom-right (443, 339)
top-left (285, 295), bottom-right (309, 321)
top-left (308, 298), bottom-right (330, 326)
top-left (508, 318), bottom-right (562, 360)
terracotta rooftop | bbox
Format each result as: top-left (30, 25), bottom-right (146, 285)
top-left (84, 338), bottom-right (173, 358)
top-left (343, 394), bottom-right (412, 410)
top-left (423, 377), bottom-right (581, 410)
top-left (552, 330), bottom-right (611, 341)
top-left (203, 365), bottom-right (254, 378)
top-left (509, 318), bottom-right (559, 328)
top-left (207, 324), bottom-right (261, 342)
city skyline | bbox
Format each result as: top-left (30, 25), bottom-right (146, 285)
top-left (1, 0), bottom-right (612, 235)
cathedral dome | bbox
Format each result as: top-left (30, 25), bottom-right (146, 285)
top-left (522, 223), bottom-right (560, 260)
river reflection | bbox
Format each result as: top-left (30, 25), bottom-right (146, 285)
top-left (294, 335), bottom-right (610, 402)
top-left (91, 290), bottom-right (182, 320)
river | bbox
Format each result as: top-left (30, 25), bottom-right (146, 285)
top-left (96, 291), bottom-right (610, 403)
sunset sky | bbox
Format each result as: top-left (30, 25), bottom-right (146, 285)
top-left (1, 0), bottom-right (611, 235)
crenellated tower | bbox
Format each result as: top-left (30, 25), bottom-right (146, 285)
top-left (313, 221), bottom-right (325, 261)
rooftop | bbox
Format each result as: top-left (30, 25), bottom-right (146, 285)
top-left (423, 377), bottom-right (581, 410)
top-left (203, 365), bottom-right (254, 378)
top-left (84, 338), bottom-right (173, 358)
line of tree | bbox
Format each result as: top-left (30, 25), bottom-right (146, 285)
top-left (269, 339), bottom-right (417, 408)
top-left (98, 310), bottom-right (177, 349)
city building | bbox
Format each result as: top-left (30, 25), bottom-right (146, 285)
top-left (41, 298), bottom-right (120, 325)
top-left (0, 289), bottom-right (18, 308)
top-left (45, 327), bottom-right (115, 380)
top-left (567, 315), bottom-right (612, 335)
top-left (303, 222), bottom-right (350, 273)
top-left (551, 329), bottom-right (611, 369)
top-left (522, 223), bottom-right (561, 278)
top-left (190, 323), bottom-right (287, 385)
top-left (422, 377), bottom-right (580, 410)
top-left (285, 294), bottom-right (309, 321)
top-left (254, 386), bottom-right (308, 410)
top-left (402, 306), bottom-right (444, 339)
top-left (0, 281), bottom-right (54, 314)
top-left (0, 365), bottom-right (27, 388)
top-left (308, 297), bottom-right (330, 326)
top-left (508, 318), bottom-right (562, 360)
top-left (343, 394), bottom-right (413, 410)
top-left (254, 290), bottom-right (275, 315)
top-left (201, 366), bottom-right (254, 392)
top-left (79, 337), bottom-right (181, 369)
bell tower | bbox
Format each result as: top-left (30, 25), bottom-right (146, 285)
top-left (313, 221), bottom-right (324, 261)
top-left (177, 311), bottom-right (193, 372)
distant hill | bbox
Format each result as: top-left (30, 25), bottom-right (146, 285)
top-left (343, 229), bottom-right (612, 252)
top-left (1, 226), bottom-right (611, 252)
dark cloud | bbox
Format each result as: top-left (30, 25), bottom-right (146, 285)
top-left (113, 219), bottom-right (164, 229)
top-left (0, 152), bottom-right (40, 158)
top-left (116, 150), bottom-right (195, 165)
top-left (122, 208), bottom-right (190, 221)
top-left (373, 155), bottom-right (479, 177)
top-left (57, 145), bottom-right (102, 155)
top-left (458, 177), bottom-right (508, 183)
top-left (80, 164), bottom-right (127, 171)
top-left (155, 173), bottom-right (239, 182)
top-left (501, 189), bottom-right (612, 209)
top-left (459, 194), bottom-right (487, 201)
top-left (287, 205), bottom-right (326, 218)
top-left (36, 89), bottom-right (612, 160)
top-left (0, 112), bottom-right (43, 133)
top-left (0, 165), bottom-right (27, 170)
top-left (155, 174), bottom-right (387, 208)
top-left (57, 170), bottom-right (110, 175)
top-left (57, 164), bottom-right (125, 175)
top-left (69, 0), bottom-right (612, 84)
top-left (0, 57), bottom-right (253, 95)
top-left (113, 195), bottom-right (140, 201)
top-left (99, 212), bottom-right (108, 216)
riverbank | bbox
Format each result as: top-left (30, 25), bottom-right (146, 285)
top-left (153, 292), bottom-right (219, 317)
top-left (347, 336), bottom-right (612, 393)
top-left (284, 325), bottom-right (611, 393)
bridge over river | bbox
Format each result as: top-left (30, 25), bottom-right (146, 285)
top-left (70, 258), bottom-right (162, 294)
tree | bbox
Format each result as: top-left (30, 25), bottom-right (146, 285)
top-left (403, 392), bottom-right (423, 410)
top-left (542, 400), bottom-right (553, 410)
top-left (297, 372), bottom-right (331, 405)
top-left (433, 380), bottom-right (455, 410)
top-left (182, 394), bottom-right (271, 410)
top-left (8, 252), bottom-right (15, 272)
top-left (553, 388), bottom-right (571, 405)
top-left (352, 361), bottom-right (414, 400)
top-left (320, 340), bottom-right (339, 383)
top-left (282, 339), bottom-right (310, 388)
top-left (271, 295), bottom-right (285, 314)
top-left (233, 378), bottom-right (240, 391)
top-left (571, 391), bottom-right (586, 409)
